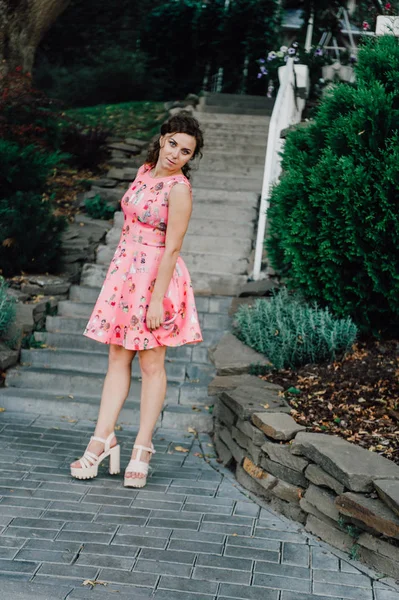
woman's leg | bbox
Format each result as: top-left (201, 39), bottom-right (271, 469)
top-left (125, 345), bottom-right (167, 479)
top-left (71, 344), bottom-right (136, 468)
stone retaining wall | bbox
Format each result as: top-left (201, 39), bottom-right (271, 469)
top-left (209, 331), bottom-right (399, 579)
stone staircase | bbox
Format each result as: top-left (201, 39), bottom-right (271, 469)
top-left (0, 94), bottom-right (272, 433)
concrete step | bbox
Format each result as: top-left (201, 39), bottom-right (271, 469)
top-left (200, 133), bottom-right (267, 146)
top-left (191, 175), bottom-right (262, 192)
top-left (188, 271), bottom-right (248, 296)
top-left (20, 348), bottom-right (187, 383)
top-left (181, 234), bottom-right (252, 256)
top-left (201, 106), bottom-right (272, 116)
top-left (193, 166), bottom-right (264, 179)
top-left (46, 315), bottom-right (227, 347)
top-left (201, 92), bottom-right (274, 108)
top-left (198, 111), bottom-right (272, 123)
top-left (199, 154), bottom-right (266, 168)
top-left (184, 251), bottom-right (249, 276)
top-left (0, 388), bottom-right (213, 431)
top-left (33, 331), bottom-right (194, 360)
top-left (5, 367), bottom-right (180, 400)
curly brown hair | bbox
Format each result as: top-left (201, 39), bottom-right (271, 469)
top-left (145, 111), bottom-right (204, 180)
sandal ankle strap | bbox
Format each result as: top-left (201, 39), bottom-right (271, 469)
top-left (91, 431), bottom-right (116, 452)
top-left (133, 443), bottom-right (155, 454)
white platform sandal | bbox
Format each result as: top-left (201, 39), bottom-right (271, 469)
top-left (70, 432), bottom-right (120, 480)
top-left (124, 443), bottom-right (156, 488)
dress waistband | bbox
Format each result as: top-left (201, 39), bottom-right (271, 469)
top-left (121, 222), bottom-right (166, 247)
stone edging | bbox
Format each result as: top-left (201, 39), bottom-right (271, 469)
top-left (208, 331), bottom-right (399, 580)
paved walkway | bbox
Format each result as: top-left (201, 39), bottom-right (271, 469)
top-left (0, 411), bottom-right (398, 600)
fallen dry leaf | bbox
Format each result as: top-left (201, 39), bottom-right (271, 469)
top-left (174, 446), bottom-right (190, 453)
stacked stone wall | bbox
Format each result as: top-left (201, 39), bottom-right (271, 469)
top-left (209, 332), bottom-right (399, 579)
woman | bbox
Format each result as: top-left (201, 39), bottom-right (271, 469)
top-left (70, 112), bottom-right (204, 488)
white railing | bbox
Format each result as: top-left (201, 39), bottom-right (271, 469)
top-left (252, 57), bottom-right (309, 280)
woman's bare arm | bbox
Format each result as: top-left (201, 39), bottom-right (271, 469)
top-left (145, 183), bottom-right (192, 330)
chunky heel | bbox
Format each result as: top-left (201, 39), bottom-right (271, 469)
top-left (70, 431), bottom-right (118, 480)
top-left (124, 443), bottom-right (156, 488)
top-left (109, 444), bottom-right (120, 475)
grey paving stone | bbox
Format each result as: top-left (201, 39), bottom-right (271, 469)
top-left (134, 558), bottom-right (192, 577)
top-left (37, 562), bottom-right (98, 579)
top-left (79, 542), bottom-right (138, 558)
top-left (62, 521), bottom-right (117, 533)
top-left (68, 588), bottom-right (152, 600)
top-left (311, 546), bottom-right (339, 571)
top-left (23, 539), bottom-right (82, 553)
top-left (170, 528), bottom-right (225, 543)
top-left (168, 538), bottom-right (223, 554)
top-left (10, 517), bottom-right (65, 529)
top-left (57, 531), bottom-right (114, 544)
top-left (254, 528), bottom-right (307, 543)
top-left (0, 547), bottom-right (18, 559)
top-left (282, 542), bottom-right (310, 567)
top-left (253, 571), bottom-right (311, 593)
top-left (76, 553), bottom-right (135, 570)
top-left (43, 510), bottom-right (95, 522)
top-left (198, 553), bottom-right (253, 571)
top-left (0, 497), bottom-right (51, 510)
top-left (139, 548), bottom-right (196, 564)
top-left (226, 535), bottom-right (281, 552)
top-left (114, 533), bottom-right (168, 549)
top-left (234, 501), bottom-right (261, 517)
top-left (313, 569), bottom-right (372, 587)
top-left (254, 562), bottom-right (311, 579)
top-left (157, 574), bottom-right (218, 595)
top-left (224, 544), bottom-right (279, 563)
top-left (0, 506), bottom-right (44, 518)
top-left (183, 501), bottom-right (232, 515)
top-left (281, 594), bottom-right (344, 600)
top-left (148, 518), bottom-right (199, 530)
top-left (154, 591), bottom-right (214, 600)
top-left (0, 557), bottom-right (38, 573)
top-left (14, 548), bottom-right (76, 564)
top-left (3, 527), bottom-right (57, 539)
top-left (0, 579), bottom-right (72, 599)
top-left (340, 560), bottom-right (362, 573)
top-left (200, 522), bottom-right (252, 536)
top-left (131, 498), bottom-right (183, 511)
top-left (193, 564), bottom-right (251, 584)
top-left (218, 582), bottom-right (279, 599)
top-left (314, 581), bottom-right (374, 599)
top-left (95, 514), bottom-right (147, 526)
top-left (374, 589), bottom-right (399, 600)
top-left (97, 567), bottom-right (157, 587)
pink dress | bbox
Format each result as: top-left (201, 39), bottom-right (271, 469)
top-left (83, 163), bottom-right (203, 351)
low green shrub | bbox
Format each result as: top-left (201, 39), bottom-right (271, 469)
top-left (0, 278), bottom-right (16, 338)
top-left (0, 139), bottom-right (63, 197)
top-left (84, 194), bottom-right (116, 220)
top-left (232, 288), bottom-right (357, 370)
top-left (0, 191), bottom-right (67, 276)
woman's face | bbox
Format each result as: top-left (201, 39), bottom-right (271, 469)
top-left (159, 132), bottom-right (196, 173)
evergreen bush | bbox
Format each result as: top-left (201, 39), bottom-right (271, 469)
top-left (0, 140), bottom-right (67, 276)
top-left (84, 194), bottom-right (116, 220)
top-left (233, 288), bottom-right (357, 370)
top-left (266, 35), bottom-right (399, 337)
top-left (0, 140), bottom-right (63, 196)
top-left (0, 278), bottom-right (16, 338)
top-left (0, 191), bottom-right (67, 276)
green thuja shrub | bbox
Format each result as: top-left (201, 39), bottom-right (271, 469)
top-left (266, 35), bottom-right (399, 337)
top-left (233, 288), bottom-right (357, 370)
top-left (0, 277), bottom-right (16, 337)
top-left (84, 194), bottom-right (116, 220)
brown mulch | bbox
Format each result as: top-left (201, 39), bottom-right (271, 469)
top-left (260, 339), bottom-right (399, 465)
top-left (47, 164), bottom-right (109, 221)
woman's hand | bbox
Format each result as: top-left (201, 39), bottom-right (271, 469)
top-left (146, 299), bottom-right (164, 330)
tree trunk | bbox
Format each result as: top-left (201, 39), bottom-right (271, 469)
top-left (0, 0), bottom-right (70, 79)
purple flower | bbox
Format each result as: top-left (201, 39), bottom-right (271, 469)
top-left (292, 41), bottom-right (299, 48)
top-left (260, 66), bottom-right (268, 75)
top-left (315, 48), bottom-right (323, 56)
top-left (258, 58), bottom-right (266, 64)
top-left (257, 73), bottom-right (263, 79)
top-left (288, 47), bottom-right (296, 55)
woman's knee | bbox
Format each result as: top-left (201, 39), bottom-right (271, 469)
top-left (139, 347), bottom-right (166, 377)
top-left (108, 344), bottom-right (135, 367)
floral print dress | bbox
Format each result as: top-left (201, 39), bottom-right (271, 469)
top-left (83, 163), bottom-right (203, 350)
